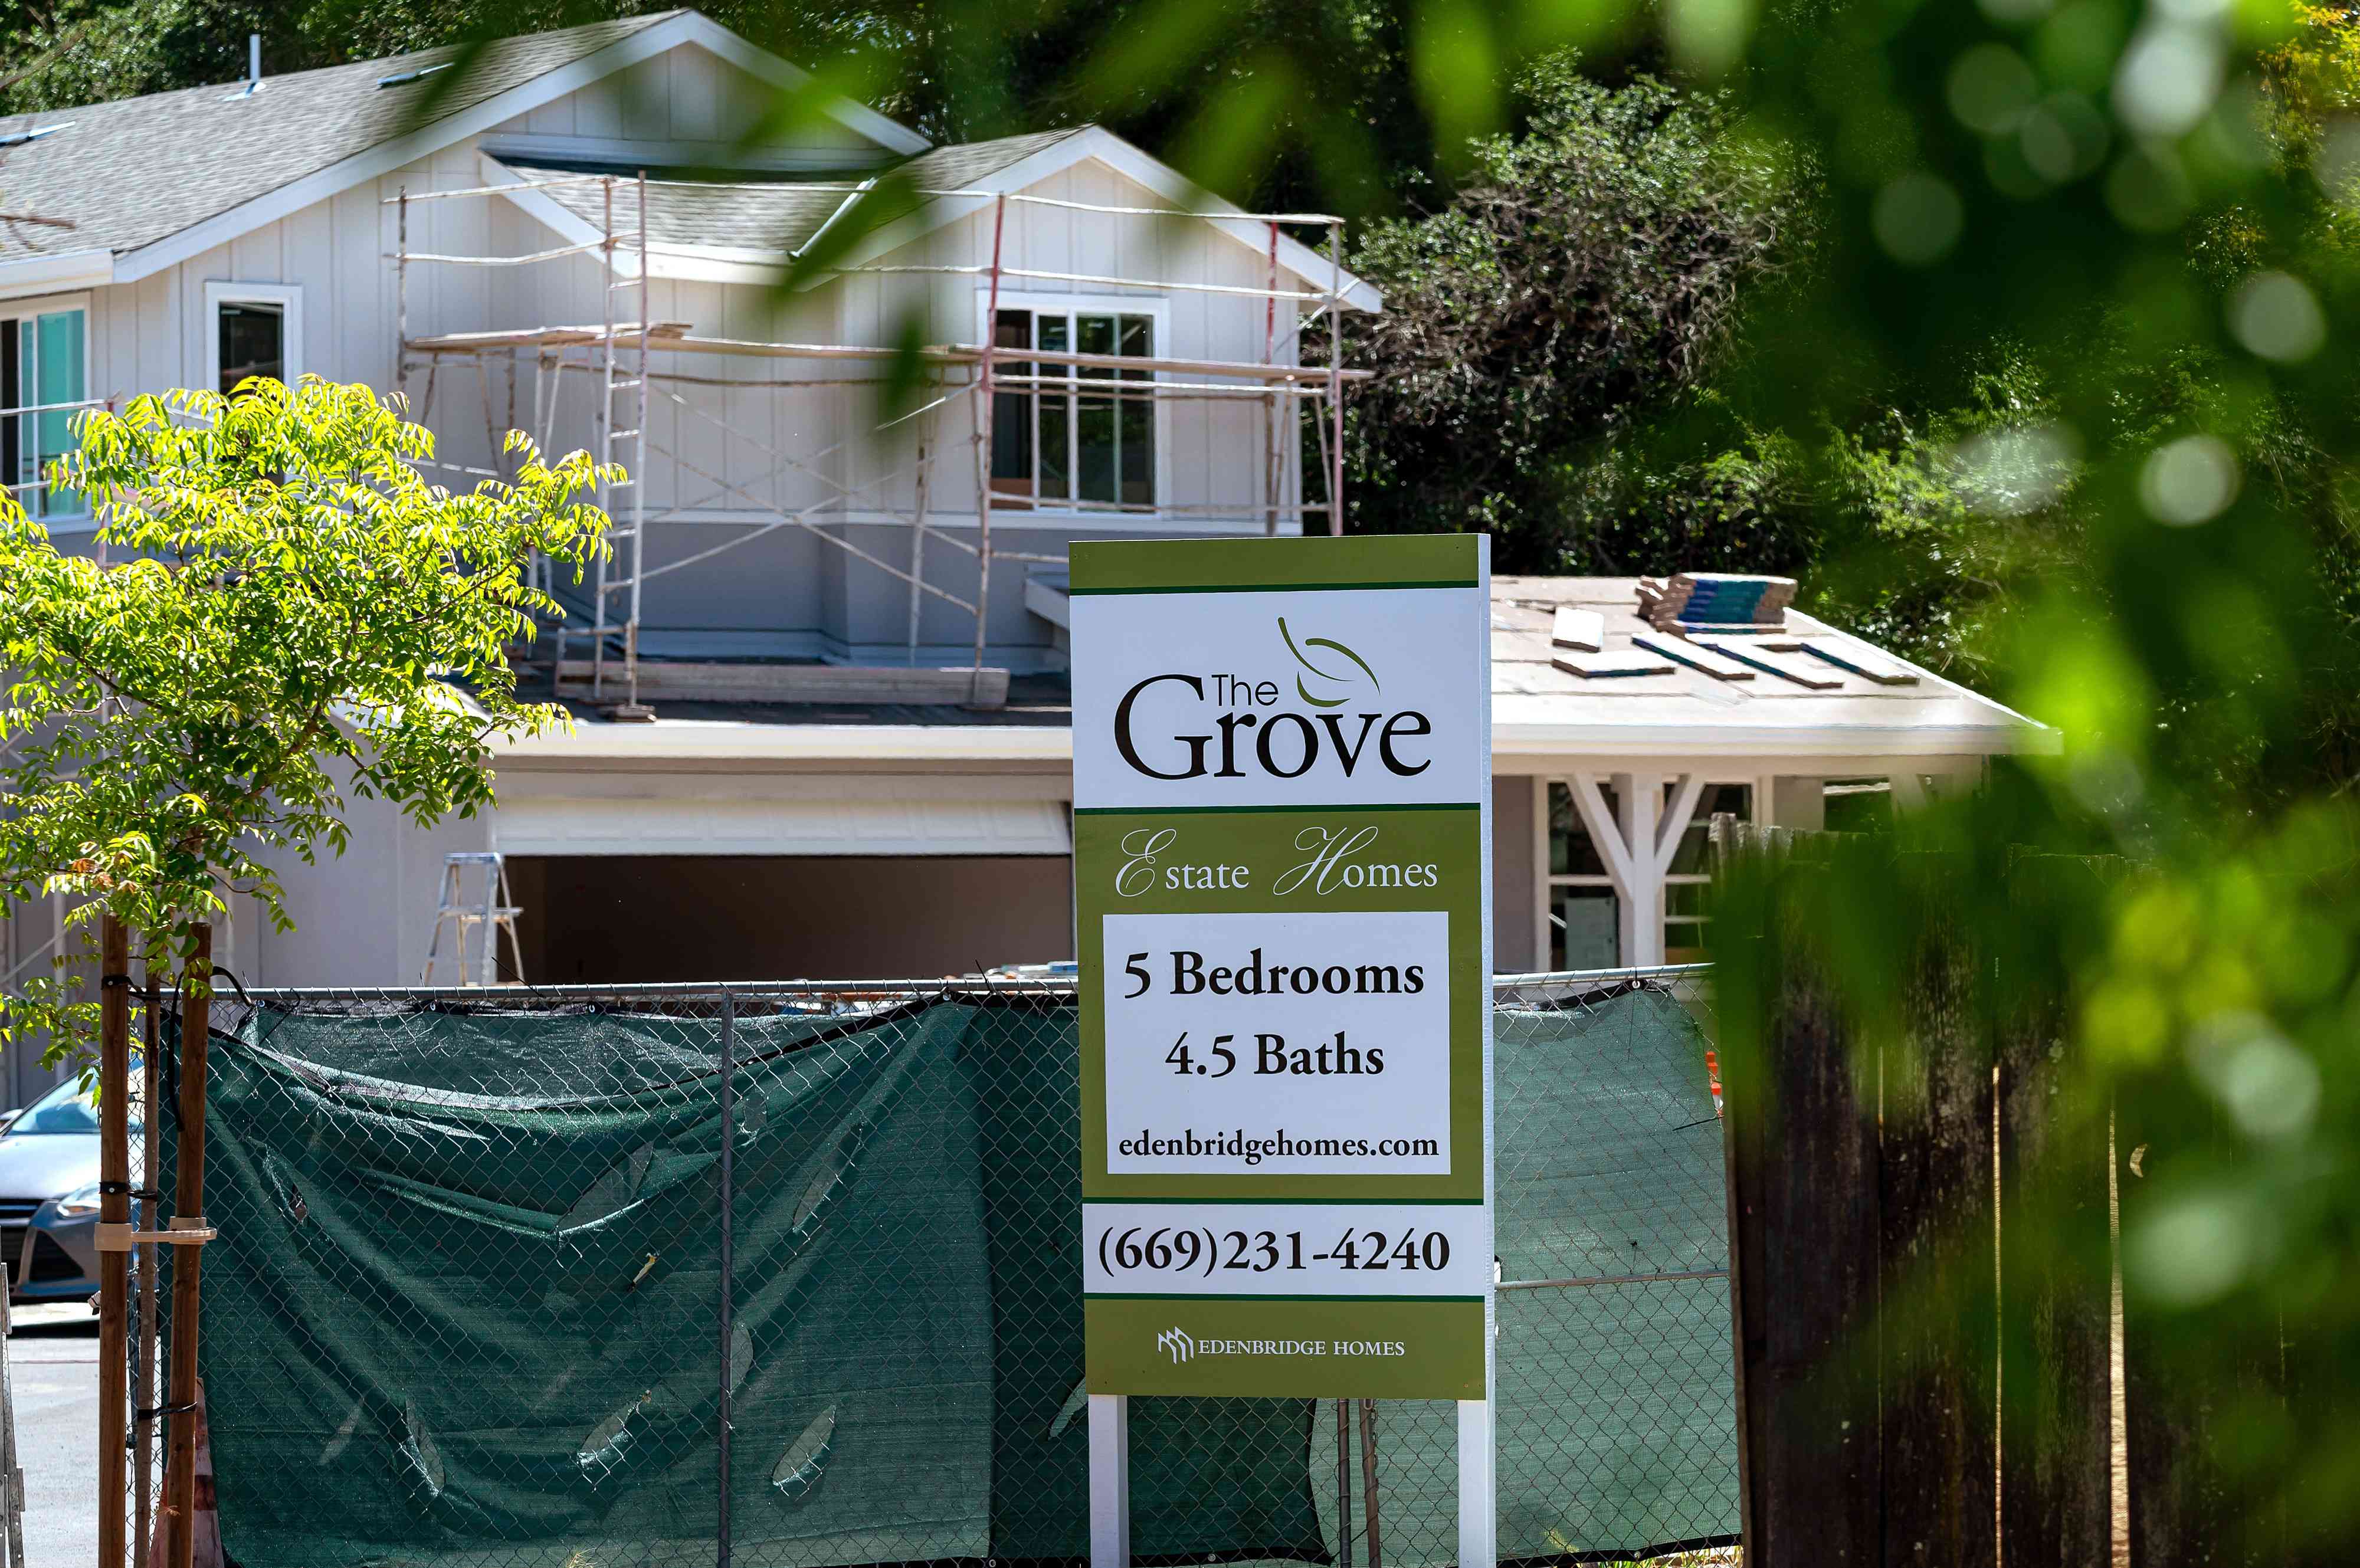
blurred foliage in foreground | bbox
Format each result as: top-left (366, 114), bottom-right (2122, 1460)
top-left (1688, 0), bottom-right (2360, 1543)
top-left (11, 0), bottom-right (2360, 1537)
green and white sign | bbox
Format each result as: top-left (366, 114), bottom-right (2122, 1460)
top-left (1071, 534), bottom-right (1493, 1400)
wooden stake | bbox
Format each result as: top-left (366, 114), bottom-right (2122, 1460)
top-left (136, 956), bottom-right (162, 1568)
top-left (98, 914), bottom-right (131, 1568)
top-left (165, 922), bottom-right (213, 1568)
top-left (1335, 1398), bottom-right (1354, 1568)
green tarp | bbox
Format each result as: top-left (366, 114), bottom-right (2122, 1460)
top-left (177, 988), bottom-right (1735, 1568)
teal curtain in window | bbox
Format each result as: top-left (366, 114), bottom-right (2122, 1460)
top-left (19, 309), bottom-right (85, 516)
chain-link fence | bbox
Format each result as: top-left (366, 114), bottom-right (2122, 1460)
top-left (126, 967), bottom-right (1735, 1568)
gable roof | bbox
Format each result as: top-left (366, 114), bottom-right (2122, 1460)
top-left (487, 124), bottom-right (1382, 311)
top-left (899, 128), bottom-right (1089, 191)
top-left (0, 9), bottom-right (926, 290)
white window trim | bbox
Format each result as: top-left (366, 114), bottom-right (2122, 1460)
top-left (974, 290), bottom-right (1173, 516)
top-left (2, 289), bottom-right (90, 321)
top-left (203, 280), bottom-right (303, 393)
top-left (4, 291), bottom-right (95, 524)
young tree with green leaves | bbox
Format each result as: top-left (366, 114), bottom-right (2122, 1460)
top-left (0, 376), bottom-right (611, 1070)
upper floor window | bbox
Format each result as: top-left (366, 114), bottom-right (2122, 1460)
top-left (204, 281), bottom-right (303, 399)
top-left (1, 302), bottom-right (87, 518)
top-left (987, 301), bottom-right (1159, 512)
top-left (218, 304), bottom-right (284, 393)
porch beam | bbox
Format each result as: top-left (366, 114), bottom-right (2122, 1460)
top-left (1562, 769), bottom-right (1712, 970)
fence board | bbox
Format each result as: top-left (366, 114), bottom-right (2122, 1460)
top-left (1726, 950), bottom-right (1882, 1568)
top-left (1876, 916), bottom-right (1997, 1568)
top-left (2123, 1278), bottom-right (2236, 1567)
top-left (2122, 1118), bottom-right (2275, 1568)
top-left (1995, 1007), bottom-right (2111, 1567)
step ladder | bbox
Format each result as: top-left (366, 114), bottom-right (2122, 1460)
top-left (422, 852), bottom-right (524, 986)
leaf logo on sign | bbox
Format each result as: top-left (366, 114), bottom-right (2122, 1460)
top-left (1278, 617), bottom-right (1379, 708)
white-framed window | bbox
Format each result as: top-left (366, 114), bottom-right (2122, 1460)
top-left (1, 292), bottom-right (91, 519)
top-left (1540, 777), bottom-right (1756, 969)
top-left (978, 293), bottom-right (1168, 513)
top-left (203, 280), bottom-right (303, 397)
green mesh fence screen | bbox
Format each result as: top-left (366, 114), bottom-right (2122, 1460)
top-left (146, 972), bottom-right (1736, 1568)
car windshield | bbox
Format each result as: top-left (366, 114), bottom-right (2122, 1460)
top-left (8, 1073), bottom-right (143, 1136)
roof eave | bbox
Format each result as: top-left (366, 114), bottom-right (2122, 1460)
top-left (492, 723), bottom-right (1076, 764)
top-left (1491, 720), bottom-right (2062, 760)
top-left (0, 247), bottom-right (115, 300)
top-left (487, 713), bottom-right (2059, 766)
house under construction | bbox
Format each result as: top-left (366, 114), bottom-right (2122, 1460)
top-left (390, 126), bottom-right (1375, 710)
top-left (0, 9), bottom-right (2049, 1009)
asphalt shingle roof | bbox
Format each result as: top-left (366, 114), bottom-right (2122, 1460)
top-left (897, 128), bottom-right (1085, 192)
top-left (507, 162), bottom-right (855, 253)
top-left (0, 12), bottom-right (683, 264)
top-left (1486, 576), bottom-right (2048, 747)
top-left (500, 128), bottom-right (1090, 255)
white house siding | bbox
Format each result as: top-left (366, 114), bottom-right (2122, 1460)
top-left (500, 49), bottom-right (880, 158)
top-left (1492, 775), bottom-right (1535, 972)
top-left (254, 762), bottom-right (496, 989)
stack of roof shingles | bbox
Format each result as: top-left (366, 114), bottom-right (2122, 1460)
top-left (1636, 573), bottom-right (1797, 634)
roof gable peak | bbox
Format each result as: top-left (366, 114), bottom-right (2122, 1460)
top-left (0, 8), bottom-right (925, 287)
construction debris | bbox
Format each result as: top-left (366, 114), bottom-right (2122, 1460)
top-left (1550, 607), bottom-right (1605, 653)
top-left (1631, 631), bottom-right (1754, 681)
top-left (1555, 649), bottom-right (1676, 680)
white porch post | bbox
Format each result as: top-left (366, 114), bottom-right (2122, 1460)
top-left (1615, 772), bottom-right (1660, 967)
top-left (1089, 1395), bottom-right (1129, 1566)
top-left (1566, 770), bottom-right (1709, 969)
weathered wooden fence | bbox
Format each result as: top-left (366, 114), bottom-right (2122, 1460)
top-left (1711, 824), bottom-right (2322, 1568)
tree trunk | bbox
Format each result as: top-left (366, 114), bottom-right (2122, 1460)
top-left (99, 914), bottom-right (132, 1568)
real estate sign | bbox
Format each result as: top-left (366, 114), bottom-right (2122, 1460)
top-left (1071, 535), bottom-right (1493, 1399)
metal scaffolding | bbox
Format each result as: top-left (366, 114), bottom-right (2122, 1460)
top-left (391, 172), bottom-right (1366, 708)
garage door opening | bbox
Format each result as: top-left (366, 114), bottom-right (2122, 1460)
top-left (506, 856), bottom-right (1075, 984)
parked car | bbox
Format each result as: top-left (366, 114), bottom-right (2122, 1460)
top-left (1, 1075), bottom-right (120, 1304)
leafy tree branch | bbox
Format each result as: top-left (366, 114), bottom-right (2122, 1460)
top-left (0, 376), bottom-right (613, 1070)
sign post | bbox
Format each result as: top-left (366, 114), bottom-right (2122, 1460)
top-left (1070, 535), bottom-right (1493, 1566)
